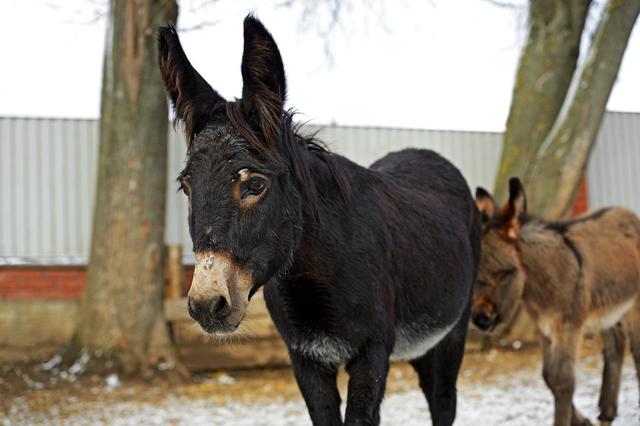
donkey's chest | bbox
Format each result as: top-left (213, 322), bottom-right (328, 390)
top-left (289, 334), bottom-right (354, 365)
top-left (283, 320), bottom-right (455, 365)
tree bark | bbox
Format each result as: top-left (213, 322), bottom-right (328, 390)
top-left (493, 0), bottom-right (591, 203)
top-left (66, 0), bottom-right (184, 378)
top-left (527, 0), bottom-right (640, 218)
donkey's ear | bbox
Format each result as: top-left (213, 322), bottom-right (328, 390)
top-left (475, 187), bottom-right (496, 225)
top-left (241, 15), bottom-right (287, 147)
top-left (158, 25), bottom-right (225, 147)
top-left (499, 177), bottom-right (527, 241)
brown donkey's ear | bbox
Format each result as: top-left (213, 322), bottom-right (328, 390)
top-left (158, 25), bottom-right (226, 148)
top-left (499, 177), bottom-right (527, 241)
top-left (475, 187), bottom-right (496, 225)
top-left (241, 15), bottom-right (287, 147)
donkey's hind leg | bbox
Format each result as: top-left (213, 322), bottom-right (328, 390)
top-left (597, 322), bottom-right (626, 425)
top-left (625, 298), bottom-right (640, 424)
top-left (410, 306), bottom-right (470, 426)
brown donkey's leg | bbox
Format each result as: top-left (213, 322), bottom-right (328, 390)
top-left (625, 299), bottom-right (640, 424)
top-left (597, 322), bottom-right (626, 425)
top-left (541, 330), bottom-right (592, 426)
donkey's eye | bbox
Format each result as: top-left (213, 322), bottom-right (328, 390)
top-left (248, 178), bottom-right (265, 194)
top-left (496, 268), bottom-right (516, 280)
top-left (243, 177), bottom-right (267, 198)
top-left (476, 280), bottom-right (492, 289)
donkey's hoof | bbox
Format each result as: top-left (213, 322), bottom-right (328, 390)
top-left (596, 413), bottom-right (614, 426)
top-left (571, 412), bottom-right (593, 426)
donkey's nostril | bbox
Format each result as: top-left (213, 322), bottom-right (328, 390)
top-left (187, 297), bottom-right (200, 319)
top-left (210, 296), bottom-right (231, 319)
top-left (188, 296), bottom-right (232, 324)
top-left (472, 312), bottom-right (495, 331)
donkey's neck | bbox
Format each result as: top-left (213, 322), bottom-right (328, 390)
top-left (516, 223), bottom-right (582, 309)
top-left (287, 150), bottom-right (361, 279)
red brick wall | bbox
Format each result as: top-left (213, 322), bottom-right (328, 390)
top-left (0, 265), bottom-right (196, 301)
top-left (0, 266), bottom-right (85, 300)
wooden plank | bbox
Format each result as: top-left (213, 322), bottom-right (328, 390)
top-left (172, 315), bottom-right (280, 343)
top-left (165, 292), bottom-right (287, 371)
top-left (176, 336), bottom-right (290, 371)
top-left (164, 244), bottom-right (183, 299)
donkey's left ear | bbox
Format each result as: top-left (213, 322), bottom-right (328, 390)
top-left (241, 15), bottom-right (287, 147)
top-left (499, 177), bottom-right (527, 241)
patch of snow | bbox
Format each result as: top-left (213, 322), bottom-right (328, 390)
top-left (157, 361), bottom-right (173, 371)
top-left (40, 354), bottom-right (62, 371)
top-left (68, 352), bottom-right (90, 376)
top-left (105, 374), bottom-right (120, 389)
top-left (4, 359), bottom-right (638, 425)
top-left (217, 373), bottom-right (236, 385)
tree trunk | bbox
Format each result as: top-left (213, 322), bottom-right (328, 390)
top-left (493, 0), bottom-right (591, 203)
top-left (491, 0), bottom-right (638, 346)
top-left (528, 0), bottom-right (640, 218)
top-left (66, 0), bottom-right (184, 378)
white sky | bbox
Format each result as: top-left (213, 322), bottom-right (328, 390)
top-left (1, 0), bottom-right (639, 132)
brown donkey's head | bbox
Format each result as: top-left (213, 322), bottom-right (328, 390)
top-left (471, 178), bottom-right (527, 332)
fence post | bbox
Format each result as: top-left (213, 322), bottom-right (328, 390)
top-left (165, 244), bottom-right (183, 299)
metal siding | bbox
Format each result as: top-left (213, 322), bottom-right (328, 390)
top-left (165, 128), bottom-right (189, 247)
top-left (1, 112), bottom-right (638, 260)
top-left (588, 112), bottom-right (640, 214)
top-left (308, 125), bottom-right (503, 192)
top-left (0, 119), bottom-right (13, 255)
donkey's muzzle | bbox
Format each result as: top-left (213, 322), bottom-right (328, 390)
top-left (471, 311), bottom-right (497, 332)
top-left (187, 250), bottom-right (253, 335)
top-left (188, 295), bottom-right (232, 324)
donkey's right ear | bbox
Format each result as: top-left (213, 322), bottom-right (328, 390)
top-left (158, 25), bottom-right (225, 146)
top-left (498, 177), bottom-right (527, 241)
top-left (475, 187), bottom-right (496, 224)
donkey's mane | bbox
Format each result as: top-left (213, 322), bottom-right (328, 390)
top-left (485, 212), bottom-right (535, 234)
top-left (225, 101), bottom-right (352, 213)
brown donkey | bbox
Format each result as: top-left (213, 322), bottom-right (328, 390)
top-left (471, 178), bottom-right (640, 426)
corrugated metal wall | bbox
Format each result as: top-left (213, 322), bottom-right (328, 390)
top-left (309, 125), bottom-right (502, 192)
top-left (0, 118), bottom-right (99, 261)
top-left (587, 112), bottom-right (640, 213)
top-left (1, 112), bottom-right (638, 261)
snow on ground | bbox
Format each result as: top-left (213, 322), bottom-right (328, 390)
top-left (2, 354), bottom-right (638, 425)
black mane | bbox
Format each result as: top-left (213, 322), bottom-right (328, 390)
top-left (225, 101), bottom-right (352, 215)
top-left (543, 208), bottom-right (611, 234)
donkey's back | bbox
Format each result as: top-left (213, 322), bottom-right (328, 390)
top-left (562, 207), bottom-right (640, 317)
top-left (370, 148), bottom-right (475, 236)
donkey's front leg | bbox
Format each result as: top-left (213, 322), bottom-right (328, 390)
top-left (541, 332), bottom-right (592, 426)
top-left (344, 341), bottom-right (390, 426)
top-left (290, 352), bottom-right (342, 426)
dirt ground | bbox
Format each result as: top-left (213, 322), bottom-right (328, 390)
top-left (1, 338), bottom-right (638, 425)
